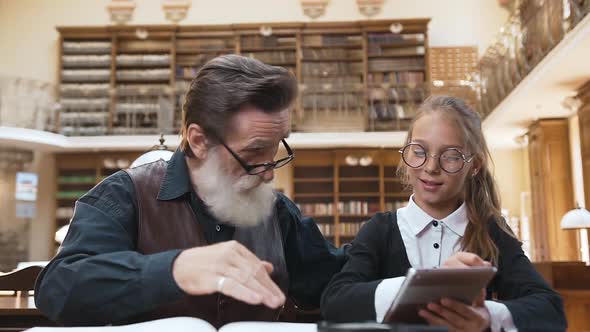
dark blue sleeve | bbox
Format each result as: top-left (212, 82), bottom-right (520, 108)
top-left (34, 171), bottom-right (184, 326)
top-left (276, 193), bottom-right (347, 309)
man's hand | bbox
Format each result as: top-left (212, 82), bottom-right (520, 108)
top-left (172, 240), bottom-right (285, 309)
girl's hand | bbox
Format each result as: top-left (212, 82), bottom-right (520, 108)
top-left (418, 297), bottom-right (491, 332)
top-left (442, 252), bottom-right (491, 268)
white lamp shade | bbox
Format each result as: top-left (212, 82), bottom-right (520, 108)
top-left (560, 207), bottom-right (590, 229)
top-left (130, 149), bottom-right (174, 168)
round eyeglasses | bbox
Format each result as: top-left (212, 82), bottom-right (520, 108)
top-left (398, 143), bottom-right (474, 174)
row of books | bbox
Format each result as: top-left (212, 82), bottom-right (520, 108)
top-left (368, 71), bottom-right (425, 85)
top-left (302, 62), bottom-right (364, 76)
top-left (241, 36), bottom-right (296, 49)
top-left (62, 70), bottom-right (110, 82)
top-left (111, 127), bottom-right (161, 135)
top-left (385, 201), bottom-right (409, 211)
top-left (302, 75), bottom-right (362, 89)
top-left (63, 41), bottom-right (112, 54)
top-left (116, 69), bottom-right (171, 81)
top-left (57, 175), bottom-right (97, 184)
top-left (60, 84), bottom-right (110, 97)
top-left (55, 207), bottom-right (75, 219)
top-left (368, 103), bottom-right (418, 121)
top-left (176, 38), bottom-right (234, 51)
top-left (368, 46), bottom-right (425, 57)
top-left (368, 86), bottom-right (427, 102)
top-left (56, 191), bottom-right (90, 199)
top-left (368, 58), bottom-right (425, 72)
top-left (243, 51), bottom-right (296, 64)
top-left (60, 112), bottom-right (109, 125)
top-left (60, 126), bottom-right (108, 136)
top-left (295, 201), bottom-right (382, 216)
top-left (62, 55), bottom-right (111, 68)
top-left (297, 203), bottom-right (334, 216)
top-left (317, 221), bottom-right (368, 237)
top-left (117, 84), bottom-right (171, 96)
top-left (60, 98), bottom-right (110, 110)
top-left (303, 35), bottom-right (362, 47)
top-left (367, 33), bottom-right (425, 44)
top-left (301, 48), bottom-right (363, 61)
top-left (338, 201), bottom-right (381, 215)
top-left (115, 102), bottom-right (160, 114)
top-left (301, 94), bottom-right (364, 110)
top-left (116, 54), bottom-right (170, 67)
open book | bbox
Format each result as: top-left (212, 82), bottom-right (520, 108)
top-left (27, 317), bottom-right (317, 332)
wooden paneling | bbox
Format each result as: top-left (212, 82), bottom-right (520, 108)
top-left (528, 119), bottom-right (579, 261)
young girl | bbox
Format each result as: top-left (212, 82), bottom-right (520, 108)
top-left (321, 96), bottom-right (566, 332)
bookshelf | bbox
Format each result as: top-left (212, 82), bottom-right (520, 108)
top-left (112, 27), bottom-right (175, 135)
top-left (56, 19), bottom-right (430, 136)
top-left (54, 152), bottom-right (140, 250)
top-left (58, 30), bottom-right (112, 136)
top-left (293, 149), bottom-right (411, 246)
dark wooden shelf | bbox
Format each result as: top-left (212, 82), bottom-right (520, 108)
top-left (115, 64), bottom-right (171, 69)
top-left (339, 192), bottom-right (381, 197)
top-left (368, 54), bottom-right (424, 59)
top-left (308, 215), bottom-right (335, 218)
top-left (384, 177), bottom-right (402, 182)
top-left (369, 40), bottom-right (424, 48)
top-left (385, 193), bottom-right (411, 198)
top-left (62, 65), bottom-right (112, 70)
top-left (339, 214), bottom-right (373, 218)
top-left (115, 79), bottom-right (171, 84)
top-left (240, 46), bottom-right (296, 52)
top-left (294, 177), bottom-right (333, 183)
top-left (57, 180), bottom-right (98, 185)
top-left (293, 193), bottom-right (334, 198)
top-left (175, 48), bottom-right (234, 54)
top-left (302, 90), bottom-right (364, 95)
top-left (301, 58), bottom-right (363, 62)
top-left (339, 177), bottom-right (380, 182)
top-left (368, 67), bottom-right (426, 73)
top-left (302, 44), bottom-right (363, 49)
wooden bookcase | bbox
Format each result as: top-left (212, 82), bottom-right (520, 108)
top-left (54, 152), bottom-right (141, 250)
top-left (56, 19), bottom-right (430, 136)
top-left (527, 119), bottom-right (579, 261)
top-left (577, 80), bottom-right (590, 254)
top-left (292, 149), bottom-right (411, 246)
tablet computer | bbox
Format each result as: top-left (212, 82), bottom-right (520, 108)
top-left (383, 267), bottom-right (497, 324)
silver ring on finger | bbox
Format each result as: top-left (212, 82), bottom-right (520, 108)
top-left (217, 276), bottom-right (226, 292)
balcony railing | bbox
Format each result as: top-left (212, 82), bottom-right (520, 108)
top-left (0, 77), bottom-right (57, 131)
top-left (477, 0), bottom-right (590, 117)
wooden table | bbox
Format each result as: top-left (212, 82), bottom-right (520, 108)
top-left (0, 295), bottom-right (55, 331)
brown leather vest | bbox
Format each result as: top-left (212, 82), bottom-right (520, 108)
top-left (124, 160), bottom-right (289, 328)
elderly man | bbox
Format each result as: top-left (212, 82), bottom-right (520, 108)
top-left (35, 55), bottom-right (344, 327)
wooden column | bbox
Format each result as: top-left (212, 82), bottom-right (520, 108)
top-left (577, 80), bottom-right (590, 252)
top-left (528, 119), bottom-right (579, 261)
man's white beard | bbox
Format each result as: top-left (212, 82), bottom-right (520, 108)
top-left (190, 148), bottom-right (276, 227)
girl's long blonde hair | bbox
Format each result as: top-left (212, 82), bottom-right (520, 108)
top-left (397, 95), bottom-right (516, 265)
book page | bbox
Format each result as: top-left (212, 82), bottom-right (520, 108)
top-left (26, 317), bottom-right (217, 332)
top-left (219, 322), bottom-right (316, 332)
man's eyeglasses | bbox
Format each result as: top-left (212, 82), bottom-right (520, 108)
top-left (217, 138), bottom-right (294, 175)
top-left (398, 143), bottom-right (474, 174)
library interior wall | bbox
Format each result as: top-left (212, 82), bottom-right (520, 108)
top-left (0, 0), bottom-right (508, 84)
top-left (3, 0), bottom-right (563, 261)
